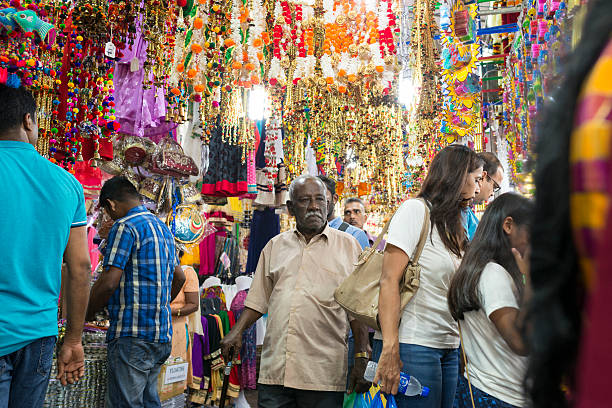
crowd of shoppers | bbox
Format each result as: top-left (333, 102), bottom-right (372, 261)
top-left (374, 145), bottom-right (484, 408)
top-left (5, 3), bottom-right (612, 402)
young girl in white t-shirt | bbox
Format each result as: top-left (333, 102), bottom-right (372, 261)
top-left (448, 193), bottom-right (533, 408)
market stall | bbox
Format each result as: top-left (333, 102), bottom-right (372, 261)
top-left (0, 0), bottom-right (594, 406)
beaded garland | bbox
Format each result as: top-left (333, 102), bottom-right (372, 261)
top-left (1, 0), bottom-right (122, 174)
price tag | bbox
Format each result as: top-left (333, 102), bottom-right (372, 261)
top-left (104, 42), bottom-right (116, 59)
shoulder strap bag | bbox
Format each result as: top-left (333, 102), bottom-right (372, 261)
top-left (334, 198), bottom-right (430, 330)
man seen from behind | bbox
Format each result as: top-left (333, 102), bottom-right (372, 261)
top-left (86, 176), bottom-right (186, 408)
top-left (0, 84), bottom-right (91, 407)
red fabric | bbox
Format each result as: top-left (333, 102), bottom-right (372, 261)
top-left (502, 12), bottom-right (519, 25)
top-left (227, 311), bottom-right (242, 391)
top-left (79, 137), bottom-right (113, 161)
top-left (576, 204), bottom-right (612, 407)
top-left (87, 227), bottom-right (99, 273)
top-left (74, 161), bottom-right (102, 189)
top-left (201, 180), bottom-right (248, 197)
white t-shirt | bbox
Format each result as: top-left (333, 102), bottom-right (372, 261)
top-left (462, 262), bottom-right (528, 407)
top-left (376, 198), bottom-right (461, 349)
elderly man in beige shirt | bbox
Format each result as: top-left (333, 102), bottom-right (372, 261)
top-left (221, 175), bottom-right (371, 407)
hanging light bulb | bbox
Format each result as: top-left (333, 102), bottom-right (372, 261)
top-left (398, 75), bottom-right (417, 107)
top-left (248, 86), bottom-right (267, 120)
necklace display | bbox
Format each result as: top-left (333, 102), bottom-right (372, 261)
top-left (408, 0), bottom-right (440, 161)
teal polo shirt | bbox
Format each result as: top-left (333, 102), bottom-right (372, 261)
top-left (0, 141), bottom-right (87, 357)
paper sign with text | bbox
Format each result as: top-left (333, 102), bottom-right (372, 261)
top-left (163, 363), bottom-right (189, 385)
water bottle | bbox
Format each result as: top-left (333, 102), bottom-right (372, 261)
top-left (363, 361), bottom-right (430, 397)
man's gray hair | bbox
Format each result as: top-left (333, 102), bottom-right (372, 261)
top-left (345, 197), bottom-right (365, 208)
top-left (288, 175), bottom-right (326, 201)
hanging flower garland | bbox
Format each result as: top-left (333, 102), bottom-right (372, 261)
top-left (229, 0), bottom-right (268, 88)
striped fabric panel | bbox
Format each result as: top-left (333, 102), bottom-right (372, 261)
top-left (571, 160), bottom-right (611, 193)
top-left (570, 39), bottom-right (612, 290)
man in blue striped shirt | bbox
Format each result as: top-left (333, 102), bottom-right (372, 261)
top-left (86, 176), bottom-right (185, 408)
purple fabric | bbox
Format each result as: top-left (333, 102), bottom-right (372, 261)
top-left (367, 231), bottom-right (387, 252)
top-left (230, 290), bottom-right (257, 389)
top-left (113, 17), bottom-right (177, 141)
top-left (192, 332), bottom-right (203, 386)
top-left (571, 159), bottom-right (610, 193)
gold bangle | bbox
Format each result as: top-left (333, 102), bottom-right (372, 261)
top-left (178, 309), bottom-right (181, 317)
top-left (354, 352), bottom-right (369, 359)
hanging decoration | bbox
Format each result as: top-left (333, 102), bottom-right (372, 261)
top-left (501, 0), bottom-right (569, 182)
top-left (0, 0), bottom-right (125, 174)
top-left (438, 1), bottom-right (481, 145)
top-left (407, 0), bottom-right (441, 159)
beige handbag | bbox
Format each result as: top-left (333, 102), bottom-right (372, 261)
top-left (334, 198), bottom-right (430, 330)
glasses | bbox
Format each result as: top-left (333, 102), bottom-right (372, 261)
top-left (487, 175), bottom-right (501, 193)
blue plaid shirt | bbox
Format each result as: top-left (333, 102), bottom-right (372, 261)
top-left (103, 206), bottom-right (177, 343)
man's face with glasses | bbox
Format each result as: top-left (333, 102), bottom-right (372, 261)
top-left (474, 166), bottom-right (504, 205)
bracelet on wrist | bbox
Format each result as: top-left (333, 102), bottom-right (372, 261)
top-left (354, 352), bottom-right (369, 359)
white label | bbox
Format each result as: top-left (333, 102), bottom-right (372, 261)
top-left (130, 57), bottom-right (140, 72)
top-left (105, 42), bottom-right (116, 59)
top-left (163, 363), bottom-right (189, 385)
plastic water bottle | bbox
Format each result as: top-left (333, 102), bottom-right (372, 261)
top-left (363, 361), bottom-right (430, 397)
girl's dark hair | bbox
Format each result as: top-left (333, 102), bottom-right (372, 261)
top-left (529, 0), bottom-right (612, 405)
top-left (418, 144), bottom-right (483, 257)
top-left (448, 193), bottom-right (533, 321)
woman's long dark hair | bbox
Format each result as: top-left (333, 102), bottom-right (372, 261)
top-left (418, 144), bottom-right (483, 257)
top-left (448, 193), bottom-right (533, 321)
top-left (529, 1), bottom-right (612, 406)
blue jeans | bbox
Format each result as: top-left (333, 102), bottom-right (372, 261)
top-left (454, 374), bottom-right (519, 408)
top-left (106, 337), bottom-right (172, 408)
top-left (373, 339), bottom-right (459, 408)
top-left (347, 335), bottom-right (354, 388)
top-left (0, 336), bottom-right (56, 408)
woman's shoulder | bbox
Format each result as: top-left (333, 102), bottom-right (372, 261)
top-left (396, 197), bottom-right (428, 215)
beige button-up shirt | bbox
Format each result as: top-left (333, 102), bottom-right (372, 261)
top-left (244, 224), bottom-right (362, 392)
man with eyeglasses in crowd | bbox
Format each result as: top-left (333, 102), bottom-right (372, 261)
top-left (463, 152), bottom-right (504, 240)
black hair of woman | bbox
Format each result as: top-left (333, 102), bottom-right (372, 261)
top-left (529, 0), bottom-right (612, 406)
top-left (448, 192), bottom-right (533, 321)
top-left (418, 144), bottom-right (484, 258)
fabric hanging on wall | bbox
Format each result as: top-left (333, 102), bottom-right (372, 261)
top-left (230, 290), bottom-right (257, 390)
top-left (245, 208), bottom-right (280, 274)
top-left (113, 17), bottom-right (177, 142)
top-left (201, 126), bottom-right (248, 197)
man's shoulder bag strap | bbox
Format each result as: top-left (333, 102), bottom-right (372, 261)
top-left (338, 222), bottom-right (351, 232)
